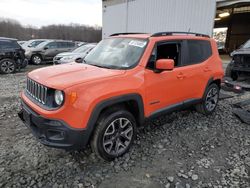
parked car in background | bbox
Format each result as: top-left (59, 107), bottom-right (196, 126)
top-left (53, 43), bottom-right (96, 64)
top-left (22, 39), bottom-right (48, 49)
top-left (0, 37), bottom-right (28, 74)
top-left (225, 39), bottom-right (250, 80)
top-left (25, 40), bottom-right (77, 64)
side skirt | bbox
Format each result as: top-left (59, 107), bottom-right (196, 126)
top-left (147, 98), bottom-right (202, 120)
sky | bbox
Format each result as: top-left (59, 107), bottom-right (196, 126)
top-left (0, 0), bottom-right (102, 27)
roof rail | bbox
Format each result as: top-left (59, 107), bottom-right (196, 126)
top-left (0, 37), bottom-right (17, 41)
top-left (110, 32), bottom-right (147, 36)
top-left (151, 32), bottom-right (210, 38)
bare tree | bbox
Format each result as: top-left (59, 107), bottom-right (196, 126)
top-left (0, 18), bottom-right (102, 42)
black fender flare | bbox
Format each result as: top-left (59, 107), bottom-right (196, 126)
top-left (206, 77), bottom-right (215, 88)
top-left (203, 77), bottom-right (221, 97)
top-left (83, 93), bottom-right (145, 145)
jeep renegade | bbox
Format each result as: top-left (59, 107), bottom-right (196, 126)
top-left (18, 32), bottom-right (224, 161)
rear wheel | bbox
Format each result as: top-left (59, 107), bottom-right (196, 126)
top-left (0, 59), bottom-right (16, 74)
top-left (195, 83), bottom-right (219, 115)
top-left (91, 109), bottom-right (136, 161)
top-left (31, 54), bottom-right (42, 65)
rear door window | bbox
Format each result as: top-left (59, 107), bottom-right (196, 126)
top-left (58, 42), bottom-right (67, 48)
top-left (67, 42), bottom-right (75, 48)
top-left (184, 40), bottom-right (212, 65)
top-left (46, 42), bottom-right (58, 49)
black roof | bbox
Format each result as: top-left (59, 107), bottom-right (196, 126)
top-left (0, 37), bottom-right (17, 41)
top-left (151, 32), bottom-right (210, 38)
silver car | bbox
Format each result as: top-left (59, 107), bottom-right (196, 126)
top-left (25, 40), bottom-right (77, 65)
top-left (53, 44), bottom-right (96, 64)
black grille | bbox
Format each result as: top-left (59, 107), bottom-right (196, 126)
top-left (26, 78), bottom-right (48, 105)
top-left (234, 55), bottom-right (250, 67)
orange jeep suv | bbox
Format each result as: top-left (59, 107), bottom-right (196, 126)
top-left (18, 32), bottom-right (224, 161)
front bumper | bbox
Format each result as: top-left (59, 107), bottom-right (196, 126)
top-left (18, 101), bottom-right (90, 150)
top-left (25, 52), bottom-right (32, 60)
top-left (222, 77), bottom-right (248, 93)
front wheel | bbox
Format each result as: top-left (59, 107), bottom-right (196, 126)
top-left (0, 59), bottom-right (16, 74)
top-left (195, 83), bottom-right (219, 115)
top-left (91, 109), bottom-right (137, 161)
top-left (31, 54), bottom-right (42, 65)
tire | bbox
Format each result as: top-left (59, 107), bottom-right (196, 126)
top-left (31, 54), bottom-right (42, 65)
top-left (195, 83), bottom-right (219, 115)
top-left (91, 108), bottom-right (137, 161)
top-left (21, 59), bottom-right (28, 68)
top-left (225, 64), bottom-right (238, 80)
top-left (0, 59), bottom-right (16, 74)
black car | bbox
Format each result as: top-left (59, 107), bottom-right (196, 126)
top-left (226, 39), bottom-right (250, 80)
top-left (0, 37), bottom-right (28, 74)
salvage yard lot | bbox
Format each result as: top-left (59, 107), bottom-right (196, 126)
top-left (0, 62), bottom-right (250, 188)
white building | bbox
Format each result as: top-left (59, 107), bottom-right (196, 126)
top-left (102, 0), bottom-right (250, 52)
top-left (102, 0), bottom-right (217, 38)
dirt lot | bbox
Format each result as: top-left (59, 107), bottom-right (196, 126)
top-left (0, 63), bottom-right (250, 188)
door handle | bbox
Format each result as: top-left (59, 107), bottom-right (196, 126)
top-left (204, 67), bottom-right (211, 72)
top-left (177, 73), bottom-right (185, 79)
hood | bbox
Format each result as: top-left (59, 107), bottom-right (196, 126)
top-left (56, 52), bottom-right (80, 57)
top-left (231, 48), bottom-right (250, 56)
top-left (28, 63), bottom-right (126, 90)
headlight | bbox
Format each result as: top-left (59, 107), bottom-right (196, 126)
top-left (62, 56), bottom-right (74, 60)
top-left (54, 90), bottom-right (64, 106)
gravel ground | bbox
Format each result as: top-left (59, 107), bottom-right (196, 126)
top-left (0, 64), bottom-right (250, 188)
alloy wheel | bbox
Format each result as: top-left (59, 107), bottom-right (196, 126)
top-left (205, 87), bottom-right (218, 111)
top-left (103, 118), bottom-right (133, 156)
top-left (33, 56), bottom-right (41, 64)
top-left (1, 61), bottom-right (15, 73)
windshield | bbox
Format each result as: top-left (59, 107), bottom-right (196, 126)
top-left (29, 40), bottom-right (45, 48)
top-left (36, 41), bottom-right (50, 48)
top-left (242, 40), bottom-right (250, 49)
top-left (84, 38), bottom-right (147, 69)
top-left (73, 45), bottom-right (94, 53)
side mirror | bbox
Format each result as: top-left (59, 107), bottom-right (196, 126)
top-left (44, 47), bottom-right (48, 50)
top-left (155, 59), bottom-right (174, 72)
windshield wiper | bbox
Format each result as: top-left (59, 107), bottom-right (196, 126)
top-left (87, 63), bottom-right (112, 69)
top-left (83, 60), bottom-right (120, 69)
